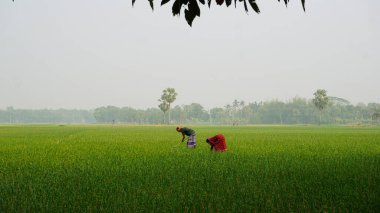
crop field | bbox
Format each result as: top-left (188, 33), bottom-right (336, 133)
top-left (0, 125), bottom-right (379, 212)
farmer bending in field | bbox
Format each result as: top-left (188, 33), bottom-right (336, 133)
top-left (206, 134), bottom-right (227, 152)
top-left (176, 126), bottom-right (196, 148)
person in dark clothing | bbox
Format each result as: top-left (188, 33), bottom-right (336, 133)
top-left (176, 126), bottom-right (196, 148)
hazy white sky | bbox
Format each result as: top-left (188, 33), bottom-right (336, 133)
top-left (1, 0), bottom-right (379, 109)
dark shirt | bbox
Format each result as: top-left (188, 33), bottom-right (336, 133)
top-left (180, 127), bottom-right (195, 136)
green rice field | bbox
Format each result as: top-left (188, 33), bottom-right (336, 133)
top-left (0, 125), bottom-right (379, 212)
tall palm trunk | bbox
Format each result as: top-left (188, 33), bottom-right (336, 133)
top-left (168, 105), bottom-right (171, 124)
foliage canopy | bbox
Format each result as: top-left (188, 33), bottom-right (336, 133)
top-left (132, 0), bottom-right (306, 26)
top-left (313, 89), bottom-right (329, 112)
top-left (11, 0), bottom-right (306, 26)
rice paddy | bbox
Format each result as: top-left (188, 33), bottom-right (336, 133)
top-left (0, 125), bottom-right (379, 212)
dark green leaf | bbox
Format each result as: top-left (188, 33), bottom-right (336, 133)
top-left (199, 0), bottom-right (205, 5)
top-left (185, 9), bottom-right (196, 26)
top-left (248, 0), bottom-right (260, 13)
top-left (301, 0), bottom-right (306, 11)
top-left (132, 0), bottom-right (136, 6)
top-left (216, 0), bottom-right (224, 5)
top-left (208, 0), bottom-right (212, 8)
top-left (172, 0), bottom-right (181, 16)
top-left (243, 0), bottom-right (248, 13)
top-left (226, 0), bottom-right (232, 7)
top-left (189, 0), bottom-right (200, 17)
top-left (161, 0), bottom-right (170, 6)
top-left (149, 0), bottom-right (154, 10)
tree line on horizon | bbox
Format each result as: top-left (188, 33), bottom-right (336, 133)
top-left (1, 98), bottom-right (380, 125)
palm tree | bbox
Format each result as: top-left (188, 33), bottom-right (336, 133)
top-left (158, 88), bottom-right (178, 124)
top-left (312, 89), bottom-right (329, 125)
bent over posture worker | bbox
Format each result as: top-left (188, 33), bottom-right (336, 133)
top-left (206, 134), bottom-right (227, 152)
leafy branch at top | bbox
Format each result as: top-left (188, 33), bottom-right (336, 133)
top-left (132, 0), bottom-right (306, 26)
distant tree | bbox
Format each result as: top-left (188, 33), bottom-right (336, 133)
top-left (232, 100), bottom-right (239, 125)
top-left (372, 112), bottom-right (380, 124)
top-left (328, 96), bottom-right (351, 106)
top-left (239, 100), bottom-right (245, 109)
top-left (6, 106), bottom-right (14, 123)
top-left (226, 100), bottom-right (246, 125)
top-left (239, 100), bottom-right (245, 124)
top-left (369, 103), bottom-right (380, 124)
top-left (132, 0), bottom-right (306, 26)
top-left (158, 88), bottom-right (177, 124)
top-left (158, 101), bottom-right (170, 124)
top-left (94, 106), bottom-right (120, 123)
top-left (183, 103), bottom-right (208, 122)
top-left (224, 104), bottom-right (232, 125)
top-left (210, 107), bottom-right (224, 124)
top-left (312, 89), bottom-right (329, 125)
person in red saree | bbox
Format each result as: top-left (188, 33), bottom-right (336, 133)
top-left (206, 134), bottom-right (227, 152)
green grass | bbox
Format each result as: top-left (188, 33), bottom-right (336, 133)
top-left (0, 125), bottom-right (379, 212)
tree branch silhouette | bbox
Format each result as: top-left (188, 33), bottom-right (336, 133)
top-left (133, 0), bottom-right (306, 26)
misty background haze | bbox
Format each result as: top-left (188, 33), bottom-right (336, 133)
top-left (1, 0), bottom-right (379, 110)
